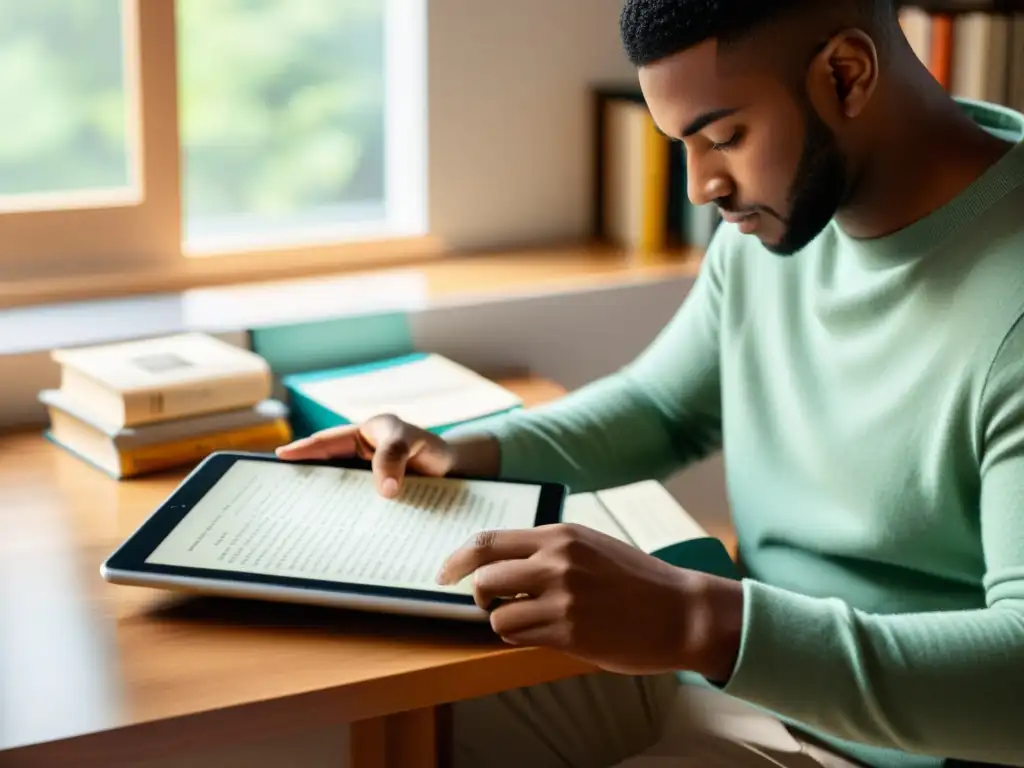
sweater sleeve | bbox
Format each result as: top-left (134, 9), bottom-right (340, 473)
top-left (721, 319), bottom-right (1024, 766)
top-left (457, 229), bottom-right (732, 494)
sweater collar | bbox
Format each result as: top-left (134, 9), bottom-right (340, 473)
top-left (829, 99), bottom-right (1024, 269)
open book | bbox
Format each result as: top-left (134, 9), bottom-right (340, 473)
top-left (562, 481), bottom-right (738, 580)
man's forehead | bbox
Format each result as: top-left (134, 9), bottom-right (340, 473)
top-left (638, 39), bottom-right (761, 137)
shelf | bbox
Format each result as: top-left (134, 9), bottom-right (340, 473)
top-left (0, 242), bottom-right (704, 356)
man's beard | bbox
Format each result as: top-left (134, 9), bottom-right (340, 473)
top-left (766, 106), bottom-right (850, 256)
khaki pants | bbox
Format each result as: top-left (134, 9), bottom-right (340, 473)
top-left (453, 672), bottom-right (865, 768)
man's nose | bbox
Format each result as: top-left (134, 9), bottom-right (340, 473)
top-left (686, 154), bottom-right (734, 208)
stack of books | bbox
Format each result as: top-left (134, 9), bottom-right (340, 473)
top-left (40, 332), bottom-right (291, 479)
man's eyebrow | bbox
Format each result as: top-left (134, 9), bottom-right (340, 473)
top-left (680, 107), bottom-right (742, 138)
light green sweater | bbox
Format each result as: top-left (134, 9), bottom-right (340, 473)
top-left (481, 100), bottom-right (1024, 768)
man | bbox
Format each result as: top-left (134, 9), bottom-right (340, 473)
top-left (278, 0), bottom-right (1024, 766)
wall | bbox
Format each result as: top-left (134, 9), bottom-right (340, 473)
top-left (428, 0), bottom-right (636, 249)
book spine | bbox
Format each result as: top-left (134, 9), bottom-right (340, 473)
top-left (117, 420), bottom-right (291, 478)
top-left (639, 112), bottom-right (670, 255)
top-left (1012, 17), bottom-right (1024, 113)
top-left (122, 372), bottom-right (273, 426)
top-left (930, 13), bottom-right (955, 89)
top-left (899, 6), bottom-right (932, 66)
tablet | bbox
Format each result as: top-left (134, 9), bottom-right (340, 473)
top-left (101, 452), bottom-right (567, 622)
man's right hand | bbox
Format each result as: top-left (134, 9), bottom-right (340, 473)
top-left (275, 414), bottom-right (457, 499)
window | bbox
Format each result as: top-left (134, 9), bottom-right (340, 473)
top-left (0, 2), bottom-right (136, 206)
top-left (0, 0), bottom-right (427, 291)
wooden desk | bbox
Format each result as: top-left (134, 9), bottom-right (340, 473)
top-left (0, 377), bottom-right (597, 768)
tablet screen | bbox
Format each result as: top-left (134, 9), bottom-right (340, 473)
top-left (144, 459), bottom-right (542, 595)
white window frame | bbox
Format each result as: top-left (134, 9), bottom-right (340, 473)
top-left (0, 0), bottom-right (430, 298)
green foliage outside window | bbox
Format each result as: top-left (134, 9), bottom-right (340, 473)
top-left (0, 0), bottom-right (386, 228)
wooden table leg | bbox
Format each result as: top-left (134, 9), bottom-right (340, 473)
top-left (350, 704), bottom-right (453, 768)
top-left (350, 717), bottom-right (387, 768)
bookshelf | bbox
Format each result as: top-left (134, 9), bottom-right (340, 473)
top-left (898, 1), bottom-right (1024, 105)
top-left (900, 1), bottom-right (1024, 15)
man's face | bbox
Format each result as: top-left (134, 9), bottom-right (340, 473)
top-left (638, 39), bottom-right (849, 255)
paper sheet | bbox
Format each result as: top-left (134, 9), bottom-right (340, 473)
top-left (560, 493), bottom-right (634, 544)
top-left (299, 354), bottom-right (522, 428)
top-left (595, 481), bottom-right (706, 554)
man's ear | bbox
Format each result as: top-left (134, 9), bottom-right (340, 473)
top-left (807, 29), bottom-right (879, 120)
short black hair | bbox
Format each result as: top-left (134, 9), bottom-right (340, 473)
top-left (620, 0), bottom-right (894, 67)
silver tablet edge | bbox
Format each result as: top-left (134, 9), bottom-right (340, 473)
top-left (99, 564), bottom-right (490, 623)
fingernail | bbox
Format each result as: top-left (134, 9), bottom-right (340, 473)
top-left (436, 569), bottom-right (450, 585)
top-left (382, 478), bottom-right (399, 498)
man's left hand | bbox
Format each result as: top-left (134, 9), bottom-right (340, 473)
top-left (437, 523), bottom-right (743, 679)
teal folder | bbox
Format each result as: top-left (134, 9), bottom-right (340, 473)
top-left (281, 353), bottom-right (522, 438)
top-left (650, 537), bottom-right (740, 581)
top-left (250, 311), bottom-right (415, 377)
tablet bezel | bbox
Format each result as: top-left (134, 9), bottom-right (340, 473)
top-left (101, 451), bottom-right (567, 611)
